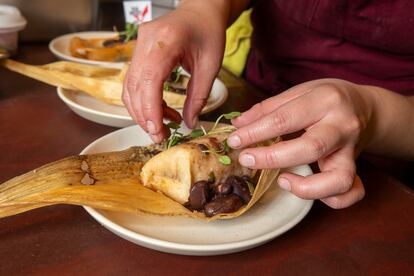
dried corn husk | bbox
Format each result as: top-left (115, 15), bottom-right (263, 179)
top-left (0, 129), bottom-right (280, 221)
top-left (1, 59), bottom-right (187, 108)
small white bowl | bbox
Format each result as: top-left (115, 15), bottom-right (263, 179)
top-left (0, 5), bottom-right (27, 56)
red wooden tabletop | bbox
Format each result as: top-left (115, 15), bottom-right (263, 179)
top-left (0, 44), bottom-right (413, 275)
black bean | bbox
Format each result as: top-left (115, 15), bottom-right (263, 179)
top-left (225, 176), bottom-right (252, 204)
top-left (204, 194), bottom-right (243, 217)
top-left (215, 182), bottom-right (233, 196)
top-left (188, 181), bottom-right (210, 210)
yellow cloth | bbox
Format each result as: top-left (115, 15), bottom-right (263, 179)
top-left (222, 9), bottom-right (253, 77)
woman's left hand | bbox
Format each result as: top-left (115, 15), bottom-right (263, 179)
top-left (227, 79), bottom-right (377, 209)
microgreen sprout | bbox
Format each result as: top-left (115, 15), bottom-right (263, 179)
top-left (218, 155), bottom-right (231, 165)
top-left (164, 112), bottom-right (241, 165)
top-left (118, 22), bottom-right (139, 42)
top-left (210, 111), bottom-right (241, 133)
top-left (201, 142), bottom-right (232, 165)
top-left (165, 122), bottom-right (183, 149)
top-left (246, 180), bottom-right (255, 196)
top-left (163, 82), bottom-right (170, 91)
top-left (190, 129), bottom-right (204, 138)
top-left (172, 67), bottom-right (182, 83)
top-left (166, 121), bottom-right (180, 130)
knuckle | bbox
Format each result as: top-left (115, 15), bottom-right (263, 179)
top-left (291, 184), bottom-right (312, 199)
top-left (246, 127), bottom-right (260, 144)
top-left (307, 137), bottom-right (328, 159)
top-left (321, 84), bottom-right (345, 106)
top-left (270, 111), bottom-right (289, 133)
top-left (251, 102), bottom-right (265, 116)
top-left (141, 67), bottom-right (156, 87)
top-left (347, 115), bottom-right (364, 136)
top-left (264, 149), bottom-right (279, 168)
top-left (326, 196), bottom-right (346, 209)
top-left (125, 74), bottom-right (139, 94)
top-left (339, 170), bottom-right (356, 191)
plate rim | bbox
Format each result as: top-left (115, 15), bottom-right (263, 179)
top-left (57, 87), bottom-right (132, 121)
top-left (56, 77), bottom-right (228, 120)
top-left (81, 124), bottom-right (314, 253)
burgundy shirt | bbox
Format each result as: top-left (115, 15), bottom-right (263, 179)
top-left (246, 0), bottom-right (414, 96)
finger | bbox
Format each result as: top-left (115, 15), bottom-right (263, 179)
top-left (228, 90), bottom-right (328, 149)
top-left (321, 175), bottom-right (365, 209)
top-left (275, 147), bottom-right (357, 200)
top-left (237, 123), bottom-right (343, 169)
top-left (183, 58), bottom-right (219, 128)
top-left (122, 84), bottom-right (140, 126)
top-left (232, 82), bottom-right (316, 127)
top-left (137, 55), bottom-right (179, 135)
top-left (150, 124), bottom-right (171, 143)
top-left (123, 73), bottom-right (147, 130)
top-left (276, 167), bottom-right (356, 200)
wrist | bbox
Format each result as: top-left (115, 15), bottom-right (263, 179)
top-left (358, 85), bottom-right (414, 159)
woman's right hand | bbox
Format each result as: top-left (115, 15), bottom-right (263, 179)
top-left (123, 1), bottom-right (229, 142)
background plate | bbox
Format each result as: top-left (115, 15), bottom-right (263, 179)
top-left (81, 123), bottom-right (314, 255)
top-left (49, 31), bottom-right (125, 68)
top-left (57, 76), bottom-right (228, 128)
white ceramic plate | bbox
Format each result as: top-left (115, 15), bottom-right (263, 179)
top-left (80, 122), bottom-right (314, 256)
top-left (49, 31), bottom-right (125, 69)
top-left (57, 76), bottom-right (228, 128)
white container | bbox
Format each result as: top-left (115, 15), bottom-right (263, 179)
top-left (0, 5), bottom-right (27, 56)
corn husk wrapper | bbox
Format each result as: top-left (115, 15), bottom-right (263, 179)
top-left (1, 59), bottom-right (187, 108)
top-left (0, 129), bottom-right (280, 221)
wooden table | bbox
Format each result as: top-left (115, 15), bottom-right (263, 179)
top-left (0, 43), bottom-right (413, 275)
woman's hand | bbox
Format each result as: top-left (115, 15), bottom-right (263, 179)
top-left (123, 1), bottom-right (230, 143)
top-left (227, 79), bottom-right (379, 209)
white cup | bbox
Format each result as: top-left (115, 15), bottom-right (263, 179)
top-left (0, 5), bottom-right (27, 56)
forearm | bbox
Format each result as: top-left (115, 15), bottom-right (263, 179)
top-left (179, 0), bottom-right (251, 26)
top-left (364, 86), bottom-right (414, 159)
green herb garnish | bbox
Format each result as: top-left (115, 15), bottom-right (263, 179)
top-left (210, 111), bottom-right (241, 133)
top-left (218, 155), bottom-right (232, 165)
top-left (190, 129), bottom-right (204, 138)
top-left (223, 139), bottom-right (231, 153)
top-left (118, 23), bottom-right (139, 42)
top-left (164, 112), bottom-right (241, 165)
top-left (165, 122), bottom-right (184, 149)
top-left (246, 180), bottom-right (255, 196)
top-left (201, 145), bottom-right (232, 166)
top-left (223, 111), bottom-right (242, 120)
top-left (172, 67), bottom-right (182, 83)
top-left (166, 121), bottom-right (180, 130)
top-left (163, 82), bottom-right (170, 91)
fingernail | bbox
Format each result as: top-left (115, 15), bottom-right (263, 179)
top-left (192, 117), bottom-right (199, 128)
top-left (146, 120), bottom-right (156, 134)
top-left (227, 135), bottom-right (241, 148)
top-left (150, 134), bottom-right (163, 144)
top-left (278, 177), bottom-right (291, 191)
top-left (240, 154), bottom-right (255, 167)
